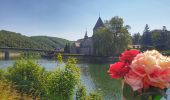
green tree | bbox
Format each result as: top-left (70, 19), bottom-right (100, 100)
top-left (93, 16), bottom-right (131, 56)
top-left (64, 43), bottom-right (71, 53)
top-left (93, 27), bottom-right (114, 56)
top-left (132, 33), bottom-right (141, 45)
top-left (141, 24), bottom-right (152, 46)
top-left (64, 43), bottom-right (68, 53)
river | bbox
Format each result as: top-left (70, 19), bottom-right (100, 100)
top-left (0, 59), bottom-right (122, 100)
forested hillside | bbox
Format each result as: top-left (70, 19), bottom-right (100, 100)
top-left (0, 30), bottom-right (69, 50)
top-left (30, 36), bottom-right (69, 50)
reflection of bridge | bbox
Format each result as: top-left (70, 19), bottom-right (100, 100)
top-left (0, 47), bottom-right (60, 60)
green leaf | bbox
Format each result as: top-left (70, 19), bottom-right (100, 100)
top-left (153, 95), bottom-right (162, 100)
top-left (123, 83), bottom-right (134, 100)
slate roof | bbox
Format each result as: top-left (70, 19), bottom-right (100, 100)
top-left (93, 17), bottom-right (104, 32)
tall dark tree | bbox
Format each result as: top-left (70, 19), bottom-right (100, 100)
top-left (67, 43), bottom-right (70, 53)
top-left (64, 43), bottom-right (68, 53)
top-left (132, 33), bottom-right (141, 45)
top-left (64, 43), bottom-right (70, 53)
top-left (141, 24), bottom-right (152, 46)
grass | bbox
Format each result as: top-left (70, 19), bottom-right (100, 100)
top-left (0, 80), bottom-right (33, 100)
top-left (0, 80), bottom-right (20, 100)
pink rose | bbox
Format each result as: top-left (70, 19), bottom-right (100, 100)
top-left (125, 50), bottom-right (170, 90)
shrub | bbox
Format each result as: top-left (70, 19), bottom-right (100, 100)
top-left (47, 58), bottom-right (80, 100)
top-left (0, 68), bottom-right (5, 80)
top-left (76, 84), bottom-right (87, 100)
top-left (75, 84), bottom-right (104, 100)
top-left (6, 59), bottom-right (46, 99)
top-left (57, 53), bottom-right (63, 64)
top-left (5, 57), bottom-right (82, 100)
top-left (88, 91), bottom-right (104, 100)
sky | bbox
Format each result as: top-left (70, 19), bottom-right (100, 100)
top-left (0, 0), bottom-right (170, 41)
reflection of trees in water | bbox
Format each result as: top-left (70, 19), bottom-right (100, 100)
top-left (88, 63), bottom-right (122, 100)
top-left (78, 64), bottom-right (96, 94)
top-left (79, 64), bottom-right (89, 76)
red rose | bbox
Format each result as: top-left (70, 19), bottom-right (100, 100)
top-left (108, 62), bottom-right (130, 78)
top-left (119, 50), bottom-right (139, 64)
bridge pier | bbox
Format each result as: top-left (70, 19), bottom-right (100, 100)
top-left (4, 50), bottom-right (10, 60)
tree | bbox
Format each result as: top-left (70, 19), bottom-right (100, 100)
top-left (93, 27), bottom-right (114, 56)
top-left (152, 27), bottom-right (170, 50)
top-left (64, 43), bottom-right (70, 53)
top-left (132, 33), bottom-right (141, 45)
top-left (93, 16), bottom-right (131, 56)
top-left (141, 24), bottom-right (152, 46)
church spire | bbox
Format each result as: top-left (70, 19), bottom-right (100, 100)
top-left (84, 29), bottom-right (88, 39)
top-left (93, 16), bottom-right (104, 33)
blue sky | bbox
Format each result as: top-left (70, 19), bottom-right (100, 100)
top-left (0, 0), bottom-right (170, 41)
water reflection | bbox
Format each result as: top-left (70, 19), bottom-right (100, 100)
top-left (78, 64), bottom-right (96, 94)
top-left (87, 63), bottom-right (122, 100)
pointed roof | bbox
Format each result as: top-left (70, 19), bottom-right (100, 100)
top-left (84, 30), bottom-right (88, 39)
top-left (93, 17), bottom-right (104, 32)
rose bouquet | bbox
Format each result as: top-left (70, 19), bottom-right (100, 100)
top-left (108, 50), bottom-right (170, 100)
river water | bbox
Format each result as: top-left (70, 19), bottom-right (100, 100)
top-left (0, 59), bottom-right (122, 100)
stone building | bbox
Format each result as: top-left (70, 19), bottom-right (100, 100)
top-left (71, 17), bottom-right (104, 55)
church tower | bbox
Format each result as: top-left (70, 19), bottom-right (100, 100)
top-left (84, 30), bottom-right (88, 39)
top-left (93, 17), bottom-right (104, 33)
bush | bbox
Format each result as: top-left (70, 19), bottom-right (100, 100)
top-left (88, 91), bottom-right (104, 100)
top-left (76, 84), bottom-right (87, 100)
top-left (57, 53), bottom-right (63, 64)
top-left (6, 59), bottom-right (46, 99)
top-left (5, 58), bottom-right (81, 100)
top-left (47, 58), bottom-right (80, 100)
top-left (75, 84), bottom-right (104, 100)
top-left (0, 68), bottom-right (5, 80)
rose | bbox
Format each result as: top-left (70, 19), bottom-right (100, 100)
top-left (119, 49), bottom-right (139, 64)
top-left (108, 62), bottom-right (129, 78)
top-left (108, 50), bottom-right (139, 79)
top-left (125, 50), bottom-right (170, 91)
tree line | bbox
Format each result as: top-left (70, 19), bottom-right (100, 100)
top-left (132, 25), bottom-right (170, 50)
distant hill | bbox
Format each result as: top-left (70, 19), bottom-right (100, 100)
top-left (30, 36), bottom-right (69, 50)
top-left (0, 30), bottom-right (70, 50)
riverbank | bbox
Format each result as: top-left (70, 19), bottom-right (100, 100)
top-left (0, 52), bottom-right (4, 59)
top-left (42, 53), bottom-right (118, 63)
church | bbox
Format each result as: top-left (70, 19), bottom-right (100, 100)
top-left (70, 17), bottom-right (105, 55)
